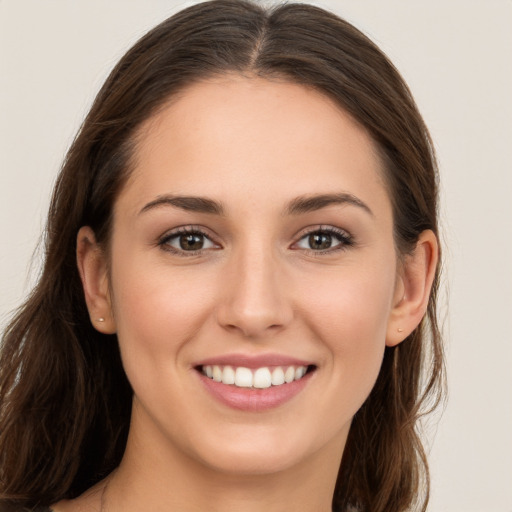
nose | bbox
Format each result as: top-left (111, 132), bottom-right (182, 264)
top-left (216, 247), bottom-right (293, 339)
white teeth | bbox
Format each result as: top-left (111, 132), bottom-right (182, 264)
top-left (284, 366), bottom-right (295, 383)
top-left (235, 367), bottom-right (253, 387)
top-left (212, 365), bottom-right (222, 382)
top-left (222, 365), bottom-right (235, 385)
top-left (253, 368), bottom-right (272, 389)
top-left (295, 366), bottom-right (306, 379)
top-left (271, 367), bottom-right (285, 385)
top-left (201, 364), bottom-right (309, 388)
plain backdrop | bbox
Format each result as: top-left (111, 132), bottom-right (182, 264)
top-left (1, 1), bottom-right (511, 511)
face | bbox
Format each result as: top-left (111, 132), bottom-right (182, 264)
top-left (101, 76), bottom-right (403, 475)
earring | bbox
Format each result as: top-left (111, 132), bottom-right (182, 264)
top-left (97, 317), bottom-right (105, 322)
top-left (397, 328), bottom-right (403, 332)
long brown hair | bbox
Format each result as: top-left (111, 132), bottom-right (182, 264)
top-left (0, 1), bottom-right (444, 510)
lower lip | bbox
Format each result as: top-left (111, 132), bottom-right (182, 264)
top-left (197, 370), bottom-right (314, 412)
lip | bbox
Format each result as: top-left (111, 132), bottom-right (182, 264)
top-left (193, 353), bottom-right (316, 412)
top-left (197, 370), bottom-right (314, 411)
top-left (193, 353), bottom-right (314, 369)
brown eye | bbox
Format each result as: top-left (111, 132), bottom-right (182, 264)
top-left (179, 233), bottom-right (205, 251)
top-left (294, 228), bottom-right (353, 253)
top-left (308, 233), bottom-right (332, 250)
top-left (160, 229), bottom-right (218, 254)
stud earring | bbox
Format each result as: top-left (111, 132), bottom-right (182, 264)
top-left (397, 328), bottom-right (403, 333)
top-left (97, 317), bottom-right (105, 322)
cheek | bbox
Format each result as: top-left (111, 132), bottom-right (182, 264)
top-left (303, 259), bottom-right (395, 341)
top-left (300, 259), bottom-right (396, 394)
top-left (111, 248), bottom-right (212, 334)
top-left (107, 252), bottom-right (217, 390)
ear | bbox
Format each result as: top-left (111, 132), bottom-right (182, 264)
top-left (386, 229), bottom-right (438, 347)
top-left (76, 226), bottom-right (116, 334)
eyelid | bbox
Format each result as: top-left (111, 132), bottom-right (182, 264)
top-left (158, 225), bottom-right (221, 255)
top-left (290, 225), bottom-right (354, 253)
top-left (156, 224), bottom-right (353, 256)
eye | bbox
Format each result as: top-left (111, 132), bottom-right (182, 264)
top-left (293, 227), bottom-right (353, 253)
top-left (159, 227), bottom-right (219, 255)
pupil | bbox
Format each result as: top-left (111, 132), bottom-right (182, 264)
top-left (309, 233), bottom-right (331, 250)
top-left (180, 233), bottom-right (203, 250)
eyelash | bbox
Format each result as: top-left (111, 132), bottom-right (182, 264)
top-left (158, 226), bottom-right (219, 257)
top-left (157, 225), bottom-right (354, 257)
top-left (293, 226), bottom-right (354, 255)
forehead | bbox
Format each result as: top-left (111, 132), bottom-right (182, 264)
top-left (120, 75), bottom-right (391, 220)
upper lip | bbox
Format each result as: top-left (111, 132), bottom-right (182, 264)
top-left (193, 353), bottom-right (315, 369)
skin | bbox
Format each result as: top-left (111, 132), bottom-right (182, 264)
top-left (64, 75), bottom-right (437, 512)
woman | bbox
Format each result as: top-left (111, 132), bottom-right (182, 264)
top-left (0, 1), bottom-right (444, 511)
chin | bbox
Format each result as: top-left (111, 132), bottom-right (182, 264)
top-left (182, 421), bottom-right (346, 477)
top-left (197, 443), bottom-right (310, 477)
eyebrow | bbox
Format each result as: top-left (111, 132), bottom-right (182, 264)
top-left (138, 192), bottom-right (373, 217)
top-left (139, 195), bottom-right (225, 216)
top-left (286, 193), bottom-right (373, 217)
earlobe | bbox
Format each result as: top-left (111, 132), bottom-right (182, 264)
top-left (76, 226), bottom-right (116, 334)
top-left (386, 230), bottom-right (438, 347)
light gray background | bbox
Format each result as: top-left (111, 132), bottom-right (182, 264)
top-left (1, 1), bottom-right (511, 511)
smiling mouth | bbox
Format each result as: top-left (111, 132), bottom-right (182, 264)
top-left (197, 364), bottom-right (316, 389)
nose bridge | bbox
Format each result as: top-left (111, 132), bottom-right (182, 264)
top-left (217, 236), bottom-right (292, 337)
